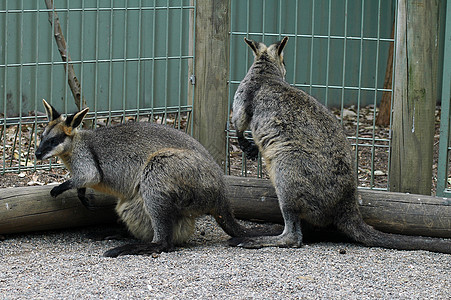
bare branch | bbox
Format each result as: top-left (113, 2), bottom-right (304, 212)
top-left (44, 0), bottom-right (87, 111)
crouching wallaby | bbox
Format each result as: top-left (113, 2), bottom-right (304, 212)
top-left (230, 37), bottom-right (451, 254)
top-left (35, 99), bottom-right (276, 257)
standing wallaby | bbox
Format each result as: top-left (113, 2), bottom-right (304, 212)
top-left (35, 99), bottom-right (276, 257)
top-left (230, 37), bottom-right (451, 254)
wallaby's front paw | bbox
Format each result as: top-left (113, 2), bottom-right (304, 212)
top-left (239, 140), bottom-right (259, 160)
top-left (50, 186), bottom-right (62, 198)
top-left (244, 145), bottom-right (259, 160)
top-left (237, 133), bottom-right (259, 160)
top-left (77, 189), bottom-right (96, 211)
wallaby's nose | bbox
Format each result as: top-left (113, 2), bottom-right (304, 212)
top-left (35, 149), bottom-right (43, 160)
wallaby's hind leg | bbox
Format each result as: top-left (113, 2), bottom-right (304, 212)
top-left (103, 242), bottom-right (174, 257)
top-left (229, 195), bottom-right (303, 248)
top-left (103, 213), bottom-right (175, 257)
top-left (104, 191), bottom-right (178, 257)
top-left (229, 170), bottom-right (304, 248)
top-left (104, 150), bottom-right (199, 257)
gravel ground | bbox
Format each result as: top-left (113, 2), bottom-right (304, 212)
top-left (0, 216), bottom-right (449, 300)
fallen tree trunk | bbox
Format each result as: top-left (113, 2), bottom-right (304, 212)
top-left (0, 176), bottom-right (450, 238)
top-left (0, 185), bottom-right (117, 235)
top-left (225, 177), bottom-right (451, 239)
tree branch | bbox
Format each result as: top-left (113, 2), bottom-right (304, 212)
top-left (44, 0), bottom-right (87, 111)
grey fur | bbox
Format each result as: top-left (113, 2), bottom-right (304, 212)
top-left (36, 100), bottom-right (276, 257)
top-left (230, 37), bottom-right (450, 254)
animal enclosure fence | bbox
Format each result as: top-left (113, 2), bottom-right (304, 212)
top-left (0, 0), bottom-right (195, 173)
top-left (0, 0), bottom-right (450, 197)
top-left (226, 0), bottom-right (396, 191)
top-left (226, 0), bottom-right (450, 196)
top-left (437, 0), bottom-right (451, 198)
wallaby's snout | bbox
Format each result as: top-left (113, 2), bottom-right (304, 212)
top-left (35, 148), bottom-right (44, 160)
top-left (35, 131), bottom-right (64, 161)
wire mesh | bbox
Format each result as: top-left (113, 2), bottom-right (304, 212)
top-left (226, 0), bottom-right (396, 191)
top-left (0, 0), bottom-right (195, 174)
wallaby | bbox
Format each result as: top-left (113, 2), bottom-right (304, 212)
top-left (35, 99), bottom-right (277, 257)
top-left (230, 37), bottom-right (451, 254)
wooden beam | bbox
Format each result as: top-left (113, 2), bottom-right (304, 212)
top-left (0, 176), bottom-right (449, 238)
top-left (192, 0), bottom-right (230, 167)
top-left (390, 0), bottom-right (439, 195)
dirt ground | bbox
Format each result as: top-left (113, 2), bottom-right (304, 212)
top-left (0, 105), bottom-right (446, 194)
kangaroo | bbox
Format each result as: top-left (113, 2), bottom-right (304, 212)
top-left (35, 99), bottom-right (277, 257)
top-left (230, 37), bottom-right (451, 254)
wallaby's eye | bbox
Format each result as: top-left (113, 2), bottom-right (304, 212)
top-left (46, 134), bottom-right (67, 147)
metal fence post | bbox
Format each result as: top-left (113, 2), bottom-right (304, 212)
top-left (437, 0), bottom-right (451, 198)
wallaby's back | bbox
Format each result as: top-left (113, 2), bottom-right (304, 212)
top-left (72, 122), bottom-right (215, 200)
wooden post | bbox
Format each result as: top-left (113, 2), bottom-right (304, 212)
top-left (390, 0), bottom-right (439, 195)
top-left (192, 0), bottom-right (230, 167)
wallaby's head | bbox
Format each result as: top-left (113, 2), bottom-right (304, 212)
top-left (35, 99), bottom-right (89, 160)
top-left (245, 36), bottom-right (288, 77)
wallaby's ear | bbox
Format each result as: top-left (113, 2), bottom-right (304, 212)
top-left (244, 38), bottom-right (260, 56)
top-left (65, 107), bottom-right (89, 129)
top-left (276, 36), bottom-right (289, 57)
top-left (42, 99), bottom-right (61, 121)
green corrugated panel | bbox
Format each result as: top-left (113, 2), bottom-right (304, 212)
top-left (437, 0), bottom-right (451, 198)
top-left (0, 0), bottom-right (194, 174)
top-left (0, 0), bottom-right (193, 116)
top-left (229, 0), bottom-right (394, 108)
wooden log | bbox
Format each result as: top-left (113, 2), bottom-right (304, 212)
top-left (0, 185), bottom-right (117, 235)
top-left (0, 176), bottom-right (450, 238)
top-left (225, 177), bottom-right (451, 238)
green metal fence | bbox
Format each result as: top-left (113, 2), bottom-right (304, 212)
top-left (437, 0), bottom-right (451, 198)
top-left (0, 0), bottom-right (195, 173)
top-left (227, 0), bottom-right (396, 190)
top-left (1, 0), bottom-right (449, 196)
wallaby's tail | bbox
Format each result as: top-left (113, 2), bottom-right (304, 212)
top-left (214, 196), bottom-right (283, 238)
top-left (335, 210), bottom-right (451, 254)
